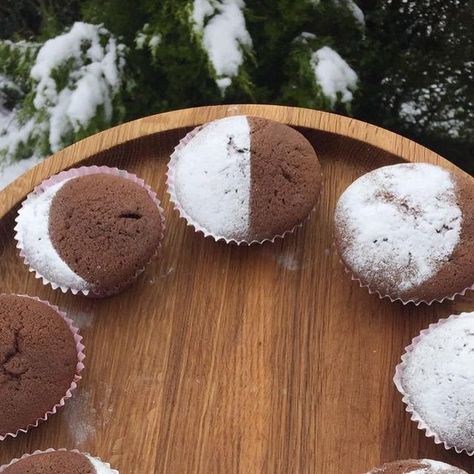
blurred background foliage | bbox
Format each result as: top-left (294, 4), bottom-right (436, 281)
top-left (0, 0), bottom-right (472, 177)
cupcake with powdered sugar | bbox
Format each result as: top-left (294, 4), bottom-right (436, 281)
top-left (0, 450), bottom-right (118, 473)
top-left (394, 312), bottom-right (474, 454)
top-left (15, 166), bottom-right (164, 297)
top-left (365, 459), bottom-right (467, 473)
top-left (167, 115), bottom-right (322, 243)
top-left (334, 163), bottom-right (474, 304)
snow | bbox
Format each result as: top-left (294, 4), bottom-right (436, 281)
top-left (0, 23), bottom-right (125, 189)
top-left (335, 163), bottom-right (462, 294)
top-left (311, 46), bottom-right (358, 104)
top-left (30, 22), bottom-right (124, 151)
top-left (399, 84), bottom-right (466, 139)
top-left (135, 25), bottom-right (160, 55)
top-left (15, 178), bottom-right (89, 291)
top-left (0, 155), bottom-right (41, 190)
top-left (169, 115), bottom-right (251, 240)
top-left (400, 313), bottom-right (474, 453)
top-left (192, 0), bottom-right (252, 93)
top-left (336, 0), bottom-right (365, 25)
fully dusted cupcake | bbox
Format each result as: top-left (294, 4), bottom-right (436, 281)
top-left (365, 459), bottom-right (467, 473)
top-left (15, 166), bottom-right (164, 297)
top-left (334, 163), bottom-right (474, 304)
top-left (394, 312), bottom-right (474, 454)
top-left (167, 115), bottom-right (322, 243)
top-left (0, 449), bottom-right (117, 473)
top-left (0, 295), bottom-right (84, 440)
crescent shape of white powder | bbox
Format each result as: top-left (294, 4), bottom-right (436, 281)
top-left (401, 313), bottom-right (474, 453)
top-left (171, 115), bottom-right (251, 240)
top-left (15, 179), bottom-right (89, 292)
top-left (335, 163), bottom-right (462, 292)
top-left (86, 455), bottom-right (118, 473)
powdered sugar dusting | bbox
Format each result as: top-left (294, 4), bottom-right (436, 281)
top-left (401, 313), bottom-right (474, 453)
top-left (418, 459), bottom-right (467, 473)
top-left (85, 455), bottom-right (116, 473)
top-left (15, 179), bottom-right (89, 291)
top-left (335, 163), bottom-right (462, 294)
top-left (171, 115), bottom-right (251, 240)
top-left (366, 459), bottom-right (467, 474)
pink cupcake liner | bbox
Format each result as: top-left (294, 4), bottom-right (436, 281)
top-left (0, 448), bottom-right (118, 473)
top-left (14, 165), bottom-right (165, 297)
top-left (334, 244), bottom-right (473, 305)
top-left (393, 312), bottom-right (474, 456)
top-left (167, 122), bottom-right (323, 245)
top-left (0, 295), bottom-right (85, 441)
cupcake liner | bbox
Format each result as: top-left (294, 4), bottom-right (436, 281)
top-left (334, 244), bottom-right (473, 305)
top-left (167, 123), bottom-right (322, 245)
top-left (0, 448), bottom-right (118, 473)
top-left (14, 165), bottom-right (165, 297)
top-left (393, 312), bottom-right (474, 456)
top-left (0, 295), bottom-right (85, 441)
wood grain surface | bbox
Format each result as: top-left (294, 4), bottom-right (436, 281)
top-left (0, 105), bottom-right (473, 474)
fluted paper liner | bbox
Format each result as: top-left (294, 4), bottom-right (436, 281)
top-left (0, 295), bottom-right (85, 441)
top-left (167, 121), bottom-right (321, 245)
top-left (0, 449), bottom-right (118, 473)
top-left (14, 165), bottom-right (165, 297)
top-left (334, 243), bottom-right (473, 305)
top-left (393, 312), bottom-right (474, 455)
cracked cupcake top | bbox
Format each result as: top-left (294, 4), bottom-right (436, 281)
top-left (0, 295), bottom-right (78, 437)
top-left (168, 115), bottom-right (322, 242)
top-left (335, 163), bottom-right (474, 302)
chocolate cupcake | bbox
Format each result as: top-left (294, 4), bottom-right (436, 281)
top-left (167, 115), bottom-right (322, 243)
top-left (15, 166), bottom-right (164, 297)
top-left (0, 449), bottom-right (118, 473)
top-left (394, 312), bottom-right (474, 454)
top-left (365, 459), bottom-right (467, 473)
top-left (0, 295), bottom-right (84, 440)
top-left (334, 163), bottom-right (474, 304)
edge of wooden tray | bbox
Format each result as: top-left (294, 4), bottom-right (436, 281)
top-left (0, 104), bottom-right (463, 220)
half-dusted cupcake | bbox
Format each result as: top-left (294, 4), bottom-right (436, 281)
top-left (394, 312), bottom-right (474, 455)
top-left (334, 163), bottom-right (474, 304)
top-left (167, 115), bottom-right (322, 243)
top-left (0, 449), bottom-right (117, 473)
top-left (365, 459), bottom-right (467, 473)
top-left (15, 166), bottom-right (164, 297)
top-left (0, 295), bottom-right (84, 440)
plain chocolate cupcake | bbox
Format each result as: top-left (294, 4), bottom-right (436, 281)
top-left (365, 459), bottom-right (467, 473)
top-left (167, 115), bottom-right (322, 243)
top-left (0, 450), bottom-right (117, 473)
top-left (15, 166), bottom-right (164, 297)
top-left (0, 295), bottom-right (83, 439)
top-left (394, 312), bottom-right (474, 454)
top-left (334, 163), bottom-right (474, 304)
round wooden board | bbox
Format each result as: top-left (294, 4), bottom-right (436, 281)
top-left (0, 104), bottom-right (473, 474)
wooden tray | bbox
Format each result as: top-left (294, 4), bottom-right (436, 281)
top-left (0, 105), bottom-right (473, 474)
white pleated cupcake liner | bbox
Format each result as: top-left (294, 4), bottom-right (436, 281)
top-left (14, 165), bottom-right (165, 298)
top-left (0, 448), bottom-right (118, 473)
top-left (0, 295), bottom-right (85, 441)
top-left (393, 312), bottom-right (474, 456)
top-left (167, 121), bottom-right (322, 245)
